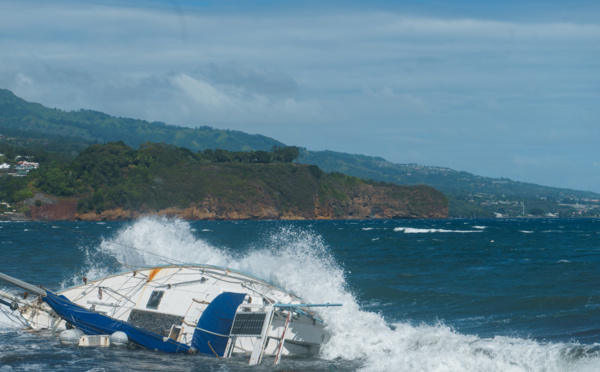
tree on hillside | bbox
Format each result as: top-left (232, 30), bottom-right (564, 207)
top-left (271, 146), bottom-right (300, 163)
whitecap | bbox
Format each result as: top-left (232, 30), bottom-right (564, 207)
top-left (46, 217), bottom-right (600, 371)
top-left (394, 227), bottom-right (482, 234)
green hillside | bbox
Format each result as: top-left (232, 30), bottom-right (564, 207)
top-left (299, 150), bottom-right (600, 218)
top-left (0, 142), bottom-right (448, 220)
top-left (0, 89), bottom-right (283, 152)
top-left (2, 88), bottom-right (597, 218)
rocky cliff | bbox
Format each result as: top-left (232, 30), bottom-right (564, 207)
top-left (20, 142), bottom-right (448, 221)
top-left (28, 183), bottom-right (447, 221)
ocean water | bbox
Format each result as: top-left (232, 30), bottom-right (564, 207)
top-left (1, 217), bottom-right (600, 371)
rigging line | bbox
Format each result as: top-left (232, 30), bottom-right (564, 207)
top-left (0, 306), bottom-right (29, 328)
top-left (22, 220), bottom-right (130, 292)
top-left (21, 220), bottom-right (178, 307)
top-left (98, 286), bottom-right (136, 305)
top-left (72, 272), bottom-right (145, 307)
top-left (24, 220), bottom-right (185, 266)
top-left (24, 219), bottom-right (84, 246)
top-left (201, 271), bottom-right (269, 289)
top-left (151, 267), bottom-right (183, 287)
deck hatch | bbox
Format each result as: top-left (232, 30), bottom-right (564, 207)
top-left (146, 290), bottom-right (164, 309)
top-left (230, 312), bottom-right (268, 336)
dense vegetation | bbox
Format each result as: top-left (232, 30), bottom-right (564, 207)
top-left (1, 142), bottom-right (446, 219)
top-left (30, 143), bottom-right (302, 213)
top-left (2, 88), bottom-right (597, 218)
top-left (300, 150), bottom-right (600, 218)
top-left (0, 143), bottom-right (294, 203)
top-left (0, 89), bottom-right (283, 152)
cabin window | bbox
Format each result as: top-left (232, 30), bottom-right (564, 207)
top-left (146, 290), bottom-right (165, 309)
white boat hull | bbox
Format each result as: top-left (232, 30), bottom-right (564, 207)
top-left (4, 264), bottom-right (328, 361)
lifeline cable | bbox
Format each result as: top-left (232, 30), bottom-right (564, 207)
top-left (24, 219), bottom-right (185, 267)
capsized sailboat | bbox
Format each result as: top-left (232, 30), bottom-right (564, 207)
top-left (0, 264), bottom-right (340, 365)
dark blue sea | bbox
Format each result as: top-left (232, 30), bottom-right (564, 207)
top-left (1, 218), bottom-right (600, 371)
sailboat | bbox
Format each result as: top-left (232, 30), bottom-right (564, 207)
top-left (0, 264), bottom-right (340, 365)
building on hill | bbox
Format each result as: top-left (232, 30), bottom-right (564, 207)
top-left (14, 161), bottom-right (38, 170)
top-left (10, 161), bottom-right (39, 176)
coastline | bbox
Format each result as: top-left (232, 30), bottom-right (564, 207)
top-left (15, 188), bottom-right (448, 221)
top-left (0, 212), bottom-right (27, 222)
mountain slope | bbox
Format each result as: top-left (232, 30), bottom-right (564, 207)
top-left (299, 150), bottom-right (600, 217)
top-left (20, 142), bottom-right (448, 220)
top-left (0, 89), bottom-right (283, 152)
top-left (2, 89), bottom-right (598, 218)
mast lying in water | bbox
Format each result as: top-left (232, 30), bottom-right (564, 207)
top-left (0, 271), bottom-right (47, 296)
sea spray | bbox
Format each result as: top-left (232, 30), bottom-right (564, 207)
top-left (235, 227), bottom-right (349, 303)
top-left (323, 317), bottom-right (600, 371)
top-left (74, 218), bottom-right (600, 371)
top-left (4, 218), bottom-right (600, 371)
top-left (0, 288), bottom-right (27, 331)
top-left (95, 218), bottom-right (349, 305)
top-left (97, 217), bottom-right (229, 268)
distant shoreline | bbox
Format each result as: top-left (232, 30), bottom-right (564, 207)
top-left (2, 212), bottom-right (595, 222)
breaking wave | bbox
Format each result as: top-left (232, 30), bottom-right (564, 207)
top-left (5, 217), bottom-right (599, 371)
top-left (86, 217), bottom-right (600, 371)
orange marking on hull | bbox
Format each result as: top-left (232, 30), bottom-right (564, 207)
top-left (148, 268), bottom-right (161, 282)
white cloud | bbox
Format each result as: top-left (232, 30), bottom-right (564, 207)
top-left (1, 0), bottom-right (599, 191)
top-left (171, 73), bottom-right (232, 110)
top-left (15, 73), bottom-right (34, 88)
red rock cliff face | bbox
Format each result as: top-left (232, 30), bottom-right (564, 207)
top-left (28, 183), bottom-right (447, 221)
top-left (28, 197), bottom-right (77, 220)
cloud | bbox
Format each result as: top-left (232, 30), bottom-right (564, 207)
top-left (1, 1), bottom-right (599, 191)
top-left (172, 73), bottom-right (232, 110)
top-left (204, 62), bottom-right (299, 98)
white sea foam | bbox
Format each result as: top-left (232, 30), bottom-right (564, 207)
top-left (394, 227), bottom-right (483, 234)
top-left (97, 217), bottom-right (227, 268)
top-left (0, 288), bottom-right (26, 331)
top-left (77, 217), bottom-right (600, 371)
top-left (329, 321), bottom-right (600, 372)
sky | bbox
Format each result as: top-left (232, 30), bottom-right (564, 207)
top-left (1, 0), bottom-right (599, 193)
